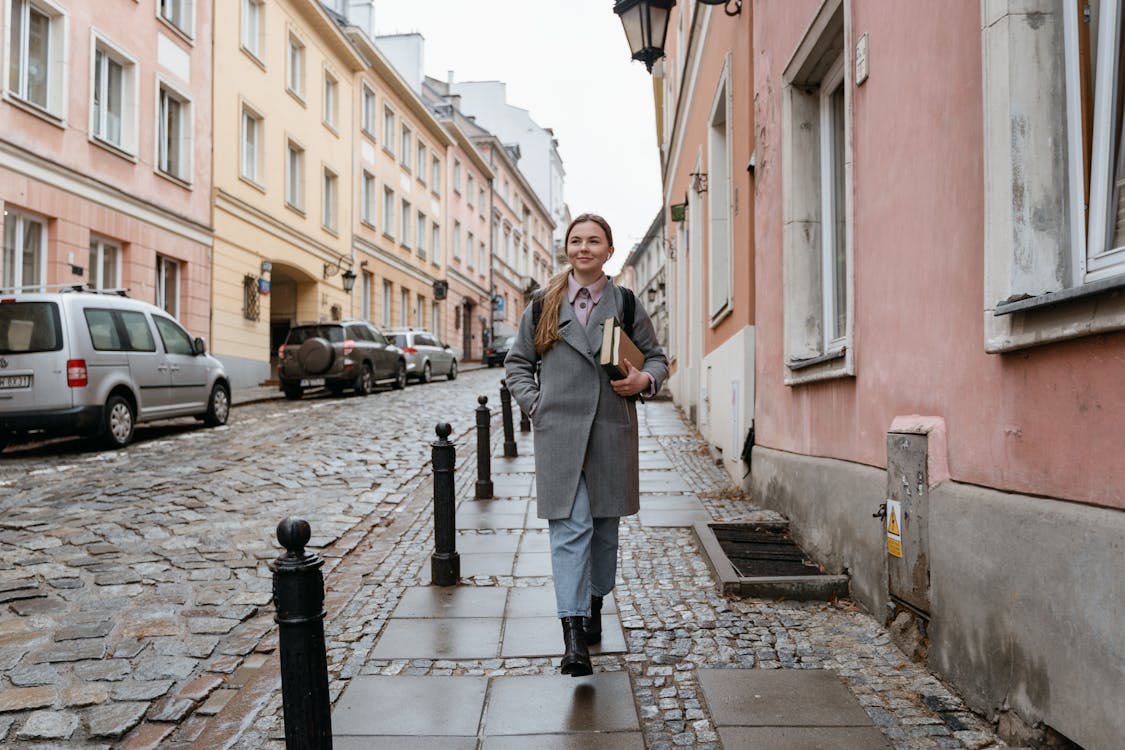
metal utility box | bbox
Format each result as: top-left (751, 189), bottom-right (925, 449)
top-left (885, 432), bottom-right (931, 615)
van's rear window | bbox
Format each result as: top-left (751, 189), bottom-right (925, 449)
top-left (0, 302), bottom-right (62, 353)
top-left (285, 325), bottom-right (344, 344)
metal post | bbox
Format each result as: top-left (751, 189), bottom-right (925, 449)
top-left (431, 422), bottom-right (460, 586)
top-left (475, 396), bottom-right (493, 499)
top-left (519, 406), bottom-right (530, 433)
top-left (500, 379), bottom-right (518, 458)
top-left (271, 518), bottom-right (332, 750)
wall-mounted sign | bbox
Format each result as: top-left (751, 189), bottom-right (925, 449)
top-left (886, 498), bottom-right (902, 558)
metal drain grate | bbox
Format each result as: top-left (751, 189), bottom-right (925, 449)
top-left (710, 523), bottom-right (825, 577)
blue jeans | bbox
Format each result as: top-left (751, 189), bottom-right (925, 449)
top-left (548, 473), bottom-right (620, 618)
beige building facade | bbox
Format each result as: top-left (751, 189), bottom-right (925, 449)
top-left (211, 0), bottom-right (364, 388)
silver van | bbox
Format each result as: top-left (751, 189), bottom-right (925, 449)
top-left (0, 289), bottom-right (231, 451)
top-left (384, 327), bottom-right (457, 383)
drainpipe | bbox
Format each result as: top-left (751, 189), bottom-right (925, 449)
top-left (488, 145), bottom-right (496, 348)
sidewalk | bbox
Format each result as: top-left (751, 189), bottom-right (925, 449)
top-left (287, 400), bottom-right (1007, 750)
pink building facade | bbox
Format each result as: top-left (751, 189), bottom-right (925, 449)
top-left (1, 0), bottom-right (212, 335)
top-left (751, 2), bottom-right (1124, 748)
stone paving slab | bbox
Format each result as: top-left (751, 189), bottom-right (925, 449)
top-left (718, 725), bottom-right (895, 749)
top-left (483, 673), bottom-right (640, 735)
top-left (500, 615), bottom-right (626, 658)
top-left (482, 733), bottom-right (646, 750)
top-left (699, 668), bottom-right (875, 727)
top-left (333, 675), bottom-right (487, 736)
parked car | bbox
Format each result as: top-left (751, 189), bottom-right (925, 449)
top-left (484, 334), bottom-right (513, 367)
top-left (278, 320), bottom-right (406, 400)
top-left (384, 327), bottom-right (457, 383)
top-left (0, 289), bottom-right (231, 451)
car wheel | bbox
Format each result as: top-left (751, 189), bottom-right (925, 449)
top-left (355, 362), bottom-right (374, 396)
top-left (102, 394), bottom-right (135, 449)
top-left (447, 359), bottom-right (458, 380)
top-left (204, 383), bottom-right (231, 426)
top-left (283, 384), bottom-right (303, 400)
top-left (393, 360), bottom-right (407, 390)
top-left (421, 361), bottom-right (432, 384)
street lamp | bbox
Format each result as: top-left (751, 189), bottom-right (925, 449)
top-left (647, 287), bottom-right (658, 304)
top-left (613, 0), bottom-right (676, 73)
top-left (341, 269), bottom-right (356, 293)
top-left (698, 0), bottom-right (741, 17)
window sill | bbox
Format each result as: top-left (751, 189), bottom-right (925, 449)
top-left (158, 16), bottom-right (195, 46)
top-left (322, 224), bottom-right (339, 238)
top-left (238, 174), bottom-right (266, 194)
top-left (5, 93), bottom-right (65, 128)
top-left (362, 129), bottom-right (376, 144)
top-left (240, 46), bottom-right (267, 71)
top-left (287, 88), bottom-right (306, 107)
top-left (383, 146), bottom-right (396, 159)
top-left (90, 135), bottom-right (138, 163)
top-left (285, 201), bottom-right (306, 218)
top-left (323, 121), bottom-right (339, 138)
top-left (784, 347), bottom-right (853, 386)
top-left (709, 303), bottom-right (732, 328)
top-left (360, 219), bottom-right (376, 231)
top-left (787, 348), bottom-right (845, 371)
top-left (155, 168), bottom-right (193, 190)
top-left (383, 231), bottom-right (396, 243)
top-left (993, 273), bottom-right (1125, 316)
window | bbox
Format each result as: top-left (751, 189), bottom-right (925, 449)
top-left (467, 175), bottom-right (475, 208)
top-left (431, 156), bottom-right (441, 191)
top-left (781, 0), bottom-right (851, 382)
top-left (431, 301), bottom-right (439, 334)
top-left (401, 126), bottom-right (411, 169)
top-left (453, 220), bottom-right (462, 259)
top-left (88, 237), bottom-right (120, 290)
top-left (432, 223), bottom-right (440, 264)
top-left (361, 84), bottom-right (375, 137)
top-left (479, 188), bottom-right (486, 218)
top-left (708, 66), bottom-right (732, 322)
top-left (155, 255), bottom-right (180, 317)
top-left (416, 293), bottom-right (425, 328)
top-left (91, 37), bottom-right (137, 153)
top-left (157, 82), bottom-right (192, 182)
top-left (503, 180), bottom-right (509, 203)
top-left (381, 279), bottom-right (391, 325)
top-left (240, 106), bottom-right (261, 183)
top-left (153, 314), bottom-right (194, 355)
top-left (362, 171), bottom-right (376, 226)
top-left (383, 187), bottom-right (395, 238)
top-left (401, 200), bottom-right (411, 247)
top-left (241, 0), bottom-right (263, 59)
top-left (322, 168), bottom-right (337, 231)
top-left (416, 142), bottom-right (426, 180)
top-left (2, 209), bottom-right (46, 291)
top-left (323, 71), bottom-right (337, 130)
top-left (466, 230), bottom-right (474, 269)
top-left (479, 241), bottom-right (486, 274)
top-left (286, 33), bottom-right (304, 99)
top-left (361, 271), bottom-right (372, 321)
top-left (383, 106), bottom-right (395, 154)
top-left (399, 287), bottom-right (408, 326)
top-left (243, 274), bottom-right (260, 321)
top-left (416, 211), bottom-right (427, 258)
top-left (7, 0), bottom-right (66, 116)
top-left (286, 140), bottom-right (304, 211)
top-left (453, 159), bottom-right (462, 192)
top-left (158, 0), bottom-right (193, 37)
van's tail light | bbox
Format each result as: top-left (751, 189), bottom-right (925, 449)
top-left (67, 359), bottom-right (88, 387)
top-left (343, 339), bottom-right (355, 356)
top-left (402, 346), bottom-right (417, 354)
top-left (278, 344), bottom-right (287, 358)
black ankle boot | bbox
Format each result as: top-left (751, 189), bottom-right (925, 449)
top-left (559, 616), bottom-right (592, 676)
top-left (584, 595), bottom-right (603, 645)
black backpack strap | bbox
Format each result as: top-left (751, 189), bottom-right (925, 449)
top-left (621, 286), bottom-right (636, 340)
top-left (532, 292), bottom-right (544, 331)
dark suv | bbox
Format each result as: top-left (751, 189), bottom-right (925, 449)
top-left (278, 321), bottom-right (406, 400)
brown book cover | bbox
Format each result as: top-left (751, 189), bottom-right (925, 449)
top-left (600, 317), bottom-right (644, 380)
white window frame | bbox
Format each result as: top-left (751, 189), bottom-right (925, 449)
top-left (416, 293), bottom-right (425, 328)
top-left (89, 32), bottom-right (137, 155)
top-left (322, 68), bottom-right (338, 131)
top-left (707, 58), bottom-right (733, 324)
top-left (453, 159), bottom-right (462, 193)
top-left (361, 270), bottom-right (372, 320)
top-left (453, 220), bottom-right (462, 260)
top-left (5, 0), bottom-right (68, 119)
top-left (479, 188), bottom-right (486, 218)
top-left (401, 125), bottom-right (412, 169)
top-left (467, 230), bottom-right (475, 269)
top-left (361, 83), bottom-right (376, 138)
top-left (240, 103), bottom-right (263, 184)
top-left (982, 0), bottom-right (1125, 351)
top-left (286, 139), bottom-right (305, 212)
top-left (240, 0), bottom-right (264, 62)
top-left (431, 222), bottom-right (440, 264)
top-left (88, 236), bottom-right (121, 291)
top-left (400, 199), bottom-right (411, 248)
top-left (431, 301), bottom-right (439, 335)
top-left (467, 174), bottom-right (475, 208)
top-left (383, 105), bottom-right (395, 155)
top-left (416, 211), bottom-right (427, 258)
top-left (2, 208), bottom-right (47, 292)
top-left (157, 0), bottom-right (194, 40)
top-left (399, 287), bottom-right (408, 326)
top-left (431, 155), bottom-right (441, 191)
top-left (155, 254), bottom-right (180, 317)
top-left (361, 170), bottom-right (376, 227)
top-left (286, 32), bottom-right (304, 101)
top-left (381, 279), bottom-right (392, 325)
top-left (322, 167), bottom-right (338, 232)
top-left (383, 186), bottom-right (395, 239)
top-left (416, 141), bottom-right (426, 182)
top-left (478, 241), bottom-right (486, 274)
top-left (780, 0), bottom-right (853, 384)
top-left (155, 77), bottom-right (193, 185)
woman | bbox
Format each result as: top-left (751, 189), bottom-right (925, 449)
top-left (505, 213), bottom-right (668, 676)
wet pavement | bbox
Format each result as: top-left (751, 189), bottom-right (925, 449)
top-left (0, 367), bottom-right (1009, 749)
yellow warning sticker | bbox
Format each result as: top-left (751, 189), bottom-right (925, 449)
top-left (885, 498), bottom-right (903, 558)
top-left (887, 506), bottom-right (900, 536)
top-left (887, 537), bottom-right (902, 558)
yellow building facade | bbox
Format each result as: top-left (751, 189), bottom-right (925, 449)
top-left (211, 0), bottom-right (364, 388)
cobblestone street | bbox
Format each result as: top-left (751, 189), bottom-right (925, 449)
top-left (1, 369), bottom-right (1007, 749)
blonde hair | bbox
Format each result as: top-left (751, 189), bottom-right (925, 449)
top-left (533, 213), bottom-right (614, 355)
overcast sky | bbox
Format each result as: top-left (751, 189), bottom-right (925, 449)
top-left (373, 0), bottom-right (662, 275)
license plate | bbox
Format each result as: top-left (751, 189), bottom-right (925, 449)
top-left (300, 378), bottom-right (324, 387)
top-left (0, 374), bottom-right (31, 389)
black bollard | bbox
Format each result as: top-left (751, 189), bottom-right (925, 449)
top-left (475, 396), bottom-right (494, 500)
top-left (500, 379), bottom-right (518, 458)
top-left (271, 518), bottom-right (332, 750)
top-left (431, 422), bottom-right (460, 586)
top-left (519, 406), bottom-right (530, 433)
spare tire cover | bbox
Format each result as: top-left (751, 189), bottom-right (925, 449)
top-left (298, 337), bottom-right (334, 374)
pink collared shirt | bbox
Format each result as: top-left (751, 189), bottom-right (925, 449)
top-left (567, 273), bottom-right (655, 397)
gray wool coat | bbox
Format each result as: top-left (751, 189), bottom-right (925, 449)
top-left (504, 281), bottom-right (669, 520)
